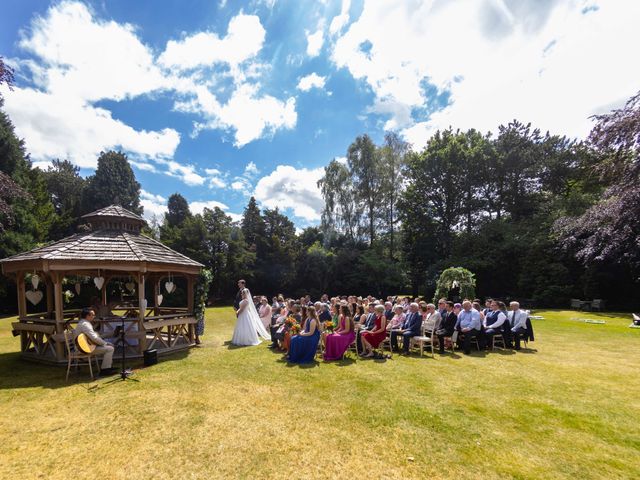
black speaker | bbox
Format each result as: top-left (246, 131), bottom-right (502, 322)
top-left (143, 349), bottom-right (158, 366)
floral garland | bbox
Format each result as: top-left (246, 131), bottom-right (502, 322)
top-left (194, 268), bottom-right (213, 337)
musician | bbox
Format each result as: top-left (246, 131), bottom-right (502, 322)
top-left (74, 307), bottom-right (115, 376)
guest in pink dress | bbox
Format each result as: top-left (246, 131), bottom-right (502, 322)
top-left (323, 305), bottom-right (356, 361)
top-left (258, 297), bottom-right (272, 329)
top-left (386, 305), bottom-right (405, 331)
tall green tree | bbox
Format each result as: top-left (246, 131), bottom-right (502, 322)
top-left (82, 150), bottom-right (142, 214)
top-left (165, 193), bottom-right (191, 228)
top-left (43, 159), bottom-right (86, 239)
top-left (348, 134), bottom-right (382, 246)
top-left (379, 132), bottom-right (408, 258)
top-left (318, 158), bottom-right (360, 243)
top-left (241, 196), bottom-right (265, 250)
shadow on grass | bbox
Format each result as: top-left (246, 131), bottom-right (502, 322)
top-left (0, 345), bottom-right (193, 390)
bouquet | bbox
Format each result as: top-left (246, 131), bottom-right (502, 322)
top-left (323, 320), bottom-right (334, 333)
top-left (290, 323), bottom-right (301, 336)
top-left (284, 316), bottom-right (297, 329)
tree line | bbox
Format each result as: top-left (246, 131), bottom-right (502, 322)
top-left (1, 55), bottom-right (638, 310)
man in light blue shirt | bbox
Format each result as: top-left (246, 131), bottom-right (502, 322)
top-left (455, 300), bottom-right (483, 354)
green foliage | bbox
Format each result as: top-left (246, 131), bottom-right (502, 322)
top-left (42, 159), bottom-right (86, 239)
top-left (82, 150), bottom-right (142, 214)
top-left (194, 268), bottom-right (213, 335)
top-left (165, 193), bottom-right (191, 228)
top-left (434, 267), bottom-right (476, 302)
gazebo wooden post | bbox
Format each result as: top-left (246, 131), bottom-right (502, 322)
top-left (45, 275), bottom-right (54, 319)
top-left (16, 271), bottom-right (26, 320)
top-left (187, 275), bottom-right (195, 343)
top-left (53, 272), bottom-right (65, 360)
top-left (153, 277), bottom-right (160, 316)
top-left (137, 272), bottom-right (147, 353)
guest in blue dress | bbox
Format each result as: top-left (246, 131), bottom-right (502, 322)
top-left (288, 306), bottom-right (321, 364)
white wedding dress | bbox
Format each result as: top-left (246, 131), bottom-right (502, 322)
top-left (231, 290), bottom-right (271, 346)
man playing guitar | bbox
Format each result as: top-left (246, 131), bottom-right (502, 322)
top-left (74, 307), bottom-right (116, 376)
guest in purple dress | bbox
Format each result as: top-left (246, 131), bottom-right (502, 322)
top-left (323, 305), bottom-right (356, 361)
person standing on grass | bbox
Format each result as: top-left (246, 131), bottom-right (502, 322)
top-left (234, 279), bottom-right (246, 314)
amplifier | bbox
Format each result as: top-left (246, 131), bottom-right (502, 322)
top-left (143, 349), bottom-right (158, 366)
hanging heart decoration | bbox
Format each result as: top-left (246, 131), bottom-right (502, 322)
top-left (171, 283), bottom-right (176, 293)
top-left (93, 276), bottom-right (105, 290)
top-left (31, 274), bottom-right (40, 290)
top-left (125, 282), bottom-right (135, 293)
top-left (26, 290), bottom-right (43, 306)
top-left (165, 281), bottom-right (174, 294)
top-left (157, 294), bottom-right (163, 306)
top-left (75, 282), bottom-right (81, 295)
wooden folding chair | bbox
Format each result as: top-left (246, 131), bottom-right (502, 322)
top-left (63, 330), bottom-right (101, 381)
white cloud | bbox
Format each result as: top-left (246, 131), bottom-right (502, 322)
top-left (163, 160), bottom-right (206, 186)
top-left (231, 180), bottom-right (247, 191)
top-left (189, 200), bottom-right (229, 215)
top-left (244, 161), bottom-right (259, 176)
top-left (331, 0), bottom-right (640, 148)
top-left (306, 27), bottom-right (324, 57)
top-left (297, 73), bottom-right (326, 91)
top-left (158, 14), bottom-right (266, 69)
top-left (140, 190), bottom-right (168, 220)
top-left (254, 165), bottom-right (325, 221)
top-left (329, 0), bottom-right (351, 36)
top-left (227, 212), bottom-right (243, 222)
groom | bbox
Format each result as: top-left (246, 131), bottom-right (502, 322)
top-left (234, 279), bottom-right (246, 316)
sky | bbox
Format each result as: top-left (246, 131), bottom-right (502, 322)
top-left (1, 0), bottom-right (638, 228)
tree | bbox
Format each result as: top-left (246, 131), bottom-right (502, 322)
top-left (43, 159), bottom-right (86, 239)
top-left (83, 151), bottom-right (142, 215)
top-left (241, 196), bottom-right (265, 249)
top-left (379, 132), bottom-right (408, 258)
top-left (165, 193), bottom-right (191, 228)
top-left (318, 159), bottom-right (361, 243)
top-left (555, 91), bottom-right (640, 279)
top-left (348, 134), bottom-right (382, 246)
top-left (0, 171), bottom-right (29, 231)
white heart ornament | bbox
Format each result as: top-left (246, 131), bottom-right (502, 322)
top-left (94, 276), bottom-right (105, 290)
top-left (126, 282), bottom-right (135, 292)
top-left (165, 281), bottom-right (174, 294)
top-left (170, 284), bottom-right (176, 293)
top-left (31, 274), bottom-right (40, 290)
top-left (157, 294), bottom-right (163, 306)
top-left (75, 282), bottom-right (81, 295)
top-left (26, 290), bottom-right (43, 305)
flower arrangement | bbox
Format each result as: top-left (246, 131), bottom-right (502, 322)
top-left (284, 316), bottom-right (297, 329)
top-left (290, 323), bottom-right (301, 336)
top-left (323, 320), bottom-right (334, 333)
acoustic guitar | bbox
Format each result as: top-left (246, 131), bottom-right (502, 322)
top-left (75, 333), bottom-right (96, 354)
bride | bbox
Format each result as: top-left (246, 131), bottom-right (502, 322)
top-left (232, 288), bottom-right (271, 346)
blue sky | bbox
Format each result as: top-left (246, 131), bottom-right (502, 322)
top-left (1, 0), bottom-right (638, 227)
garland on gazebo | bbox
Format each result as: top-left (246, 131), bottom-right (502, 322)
top-left (433, 266), bottom-right (476, 301)
top-left (194, 268), bottom-right (213, 338)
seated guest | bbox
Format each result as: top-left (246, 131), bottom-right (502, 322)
top-left (386, 305), bottom-right (405, 331)
top-left (473, 301), bottom-right (485, 321)
top-left (437, 298), bottom-right (447, 318)
top-left (424, 303), bottom-right (441, 331)
top-left (288, 306), bottom-right (321, 364)
top-left (282, 304), bottom-right (303, 352)
top-left (73, 307), bottom-right (116, 376)
top-left (360, 305), bottom-right (387, 357)
top-left (318, 303), bottom-right (332, 323)
top-left (453, 303), bottom-right (462, 317)
top-left (483, 300), bottom-right (507, 347)
top-left (482, 298), bottom-right (493, 316)
top-left (419, 303), bottom-right (429, 321)
top-left (508, 301), bottom-right (529, 350)
top-left (324, 305), bottom-right (356, 361)
top-left (269, 306), bottom-right (287, 349)
top-left (353, 305), bottom-right (365, 324)
top-left (455, 300), bottom-right (483, 355)
top-left (390, 302), bottom-right (422, 354)
top-left (384, 301), bottom-right (394, 321)
top-left (436, 301), bottom-right (457, 354)
top-left (355, 303), bottom-right (376, 352)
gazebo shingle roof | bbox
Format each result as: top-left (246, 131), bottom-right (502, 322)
top-left (0, 204), bottom-right (203, 271)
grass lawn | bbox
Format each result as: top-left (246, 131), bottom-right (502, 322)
top-left (0, 308), bottom-right (639, 479)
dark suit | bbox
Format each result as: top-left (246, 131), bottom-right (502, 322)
top-left (391, 311), bottom-right (422, 353)
top-left (437, 311), bottom-right (457, 353)
top-left (233, 289), bottom-right (242, 311)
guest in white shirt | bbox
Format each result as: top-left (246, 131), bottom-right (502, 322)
top-left (508, 301), bottom-right (528, 350)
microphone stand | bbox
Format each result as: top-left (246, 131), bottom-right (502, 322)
top-left (116, 315), bottom-right (138, 382)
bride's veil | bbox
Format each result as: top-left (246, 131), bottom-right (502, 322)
top-left (244, 288), bottom-right (271, 340)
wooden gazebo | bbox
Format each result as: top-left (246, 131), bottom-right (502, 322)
top-left (0, 205), bottom-right (203, 364)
